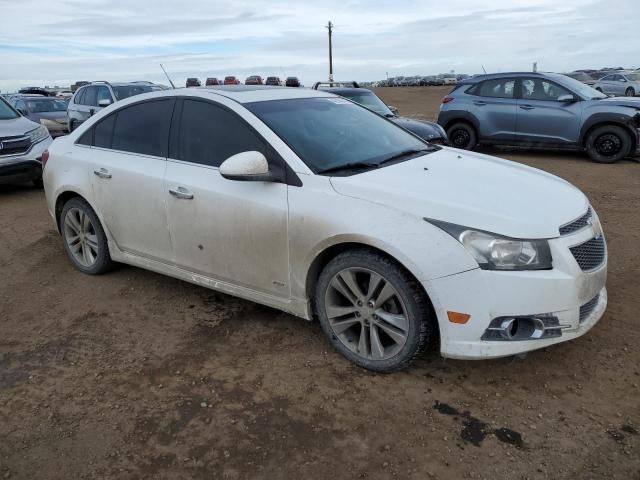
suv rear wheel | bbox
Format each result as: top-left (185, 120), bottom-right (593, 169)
top-left (446, 122), bottom-right (477, 150)
top-left (585, 125), bottom-right (632, 163)
top-left (315, 249), bottom-right (435, 372)
top-left (625, 87), bottom-right (636, 97)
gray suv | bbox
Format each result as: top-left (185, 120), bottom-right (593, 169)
top-left (438, 72), bottom-right (640, 163)
top-left (67, 81), bottom-right (167, 132)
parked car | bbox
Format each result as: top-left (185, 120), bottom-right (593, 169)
top-left (442, 77), bottom-right (458, 85)
top-left (67, 81), bottom-right (162, 132)
top-left (286, 77), bottom-right (301, 87)
top-left (186, 78), bottom-right (201, 88)
top-left (564, 71), bottom-right (596, 86)
top-left (438, 72), bottom-right (640, 163)
top-left (224, 76), bottom-right (241, 85)
top-left (43, 86), bottom-right (608, 371)
top-left (313, 82), bottom-right (447, 144)
top-left (245, 76), bottom-right (264, 85)
top-left (9, 94), bottom-right (69, 137)
top-left (205, 78), bottom-right (220, 86)
top-left (0, 95), bottom-right (52, 185)
top-left (593, 72), bottom-right (640, 97)
top-left (265, 77), bottom-right (282, 86)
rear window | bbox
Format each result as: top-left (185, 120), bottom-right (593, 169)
top-left (0, 97), bottom-right (19, 120)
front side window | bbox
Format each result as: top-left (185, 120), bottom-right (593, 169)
top-left (82, 87), bottom-right (97, 107)
top-left (175, 99), bottom-right (265, 167)
top-left (0, 98), bottom-right (19, 120)
top-left (472, 79), bottom-right (515, 98)
top-left (25, 98), bottom-right (68, 113)
top-left (247, 97), bottom-right (431, 174)
top-left (111, 100), bottom-right (174, 157)
top-left (96, 86), bottom-right (112, 104)
top-left (521, 79), bottom-right (571, 101)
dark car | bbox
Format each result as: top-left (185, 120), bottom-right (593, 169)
top-left (313, 82), bottom-right (448, 144)
top-left (437, 71), bottom-right (640, 163)
top-left (245, 76), bottom-right (264, 85)
top-left (224, 76), bottom-right (241, 85)
top-left (286, 77), bottom-right (301, 87)
top-left (265, 77), bottom-right (282, 86)
top-left (205, 78), bottom-right (220, 86)
top-left (186, 78), bottom-right (201, 88)
top-left (9, 94), bottom-right (69, 137)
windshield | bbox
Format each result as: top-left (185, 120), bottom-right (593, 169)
top-left (567, 72), bottom-right (591, 82)
top-left (25, 98), bottom-right (68, 113)
top-left (247, 97), bottom-right (429, 174)
top-left (335, 90), bottom-right (393, 116)
top-left (112, 85), bottom-right (154, 100)
top-left (553, 74), bottom-right (606, 99)
top-left (626, 73), bottom-right (640, 81)
top-left (0, 98), bottom-right (19, 120)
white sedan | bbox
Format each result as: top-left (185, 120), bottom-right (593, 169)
top-left (42, 86), bottom-right (607, 372)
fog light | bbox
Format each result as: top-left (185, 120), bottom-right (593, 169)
top-left (482, 315), bottom-right (568, 341)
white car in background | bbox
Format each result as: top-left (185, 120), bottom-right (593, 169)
top-left (43, 86), bottom-right (607, 372)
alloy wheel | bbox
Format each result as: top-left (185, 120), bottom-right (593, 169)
top-left (324, 267), bottom-right (409, 361)
top-left (63, 207), bottom-right (99, 267)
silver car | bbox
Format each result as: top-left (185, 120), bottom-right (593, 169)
top-left (593, 72), bottom-right (640, 97)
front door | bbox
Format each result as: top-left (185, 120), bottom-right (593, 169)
top-left (165, 98), bottom-right (290, 297)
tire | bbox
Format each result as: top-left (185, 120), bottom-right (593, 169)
top-left (625, 87), bottom-right (635, 97)
top-left (446, 122), bottom-right (477, 150)
top-left (585, 125), bottom-right (632, 163)
top-left (32, 178), bottom-right (43, 188)
top-left (315, 249), bottom-right (435, 372)
top-left (595, 87), bottom-right (603, 93)
top-left (60, 197), bottom-right (114, 274)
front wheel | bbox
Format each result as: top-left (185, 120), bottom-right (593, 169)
top-left (625, 87), bottom-right (636, 97)
top-left (315, 250), bottom-right (435, 372)
top-left (585, 125), bottom-right (632, 163)
top-left (446, 122), bottom-right (477, 150)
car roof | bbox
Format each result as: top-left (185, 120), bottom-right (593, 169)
top-left (459, 72), bottom-right (563, 85)
top-left (318, 87), bottom-right (372, 95)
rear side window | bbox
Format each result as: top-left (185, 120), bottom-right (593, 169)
top-left (175, 99), bottom-right (265, 167)
top-left (111, 100), bottom-right (174, 157)
top-left (470, 79), bottom-right (515, 98)
top-left (94, 114), bottom-right (116, 148)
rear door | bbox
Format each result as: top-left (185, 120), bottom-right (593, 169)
top-left (599, 75), bottom-right (617, 95)
top-left (87, 99), bottom-right (175, 260)
top-left (164, 97), bottom-right (290, 296)
top-left (467, 77), bottom-right (517, 142)
top-left (515, 78), bottom-right (582, 146)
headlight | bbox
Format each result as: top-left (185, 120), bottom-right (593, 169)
top-left (27, 125), bottom-right (50, 144)
top-left (427, 219), bottom-right (552, 270)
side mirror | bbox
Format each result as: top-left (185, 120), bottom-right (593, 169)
top-left (220, 151), bottom-right (273, 182)
top-left (557, 94), bottom-right (576, 103)
top-left (388, 105), bottom-right (399, 115)
top-left (98, 98), bottom-right (112, 107)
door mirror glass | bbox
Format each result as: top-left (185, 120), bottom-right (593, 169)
top-left (98, 98), bottom-right (112, 107)
top-left (219, 151), bottom-right (272, 182)
top-left (557, 94), bottom-right (576, 102)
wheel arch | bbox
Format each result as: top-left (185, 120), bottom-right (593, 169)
top-left (440, 113), bottom-right (480, 134)
top-left (580, 118), bottom-right (637, 153)
top-left (54, 190), bottom-right (94, 233)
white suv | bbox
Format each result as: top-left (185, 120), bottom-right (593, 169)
top-left (43, 86), bottom-right (608, 372)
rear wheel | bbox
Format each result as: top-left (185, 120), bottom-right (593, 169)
top-left (625, 87), bottom-right (636, 97)
top-left (585, 125), bottom-right (632, 163)
top-left (315, 249), bottom-right (435, 372)
top-left (446, 122), bottom-right (477, 150)
top-left (60, 197), bottom-right (114, 274)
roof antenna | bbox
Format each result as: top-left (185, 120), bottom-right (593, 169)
top-left (482, 65), bottom-right (487, 74)
top-left (160, 64), bottom-right (176, 89)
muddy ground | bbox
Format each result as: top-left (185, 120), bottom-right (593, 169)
top-left (1, 86), bottom-right (639, 479)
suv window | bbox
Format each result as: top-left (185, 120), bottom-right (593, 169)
top-left (110, 99), bottom-right (174, 157)
top-left (175, 99), bottom-right (265, 167)
top-left (521, 78), bottom-right (571, 101)
top-left (74, 88), bottom-right (87, 105)
top-left (96, 86), bottom-right (112, 104)
top-left (472, 79), bottom-right (515, 98)
top-left (82, 86), bottom-right (98, 107)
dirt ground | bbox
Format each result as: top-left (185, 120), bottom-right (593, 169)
top-left (1, 86), bottom-right (639, 480)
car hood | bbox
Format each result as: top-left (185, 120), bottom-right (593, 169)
top-left (595, 97), bottom-right (640, 110)
top-left (0, 115), bottom-right (40, 136)
top-left (329, 148), bottom-right (588, 239)
top-left (390, 116), bottom-right (444, 140)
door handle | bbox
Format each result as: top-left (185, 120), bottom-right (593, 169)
top-left (473, 101), bottom-right (487, 106)
top-left (519, 105), bottom-right (535, 110)
top-left (93, 168), bottom-right (112, 179)
top-left (169, 187), bottom-right (194, 200)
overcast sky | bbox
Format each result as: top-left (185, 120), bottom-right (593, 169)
top-left (0, 0), bottom-right (638, 92)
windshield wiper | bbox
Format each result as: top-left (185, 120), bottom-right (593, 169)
top-left (375, 148), bottom-right (434, 167)
top-left (317, 161), bottom-right (379, 175)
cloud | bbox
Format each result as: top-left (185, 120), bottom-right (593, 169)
top-left (0, 0), bottom-right (638, 92)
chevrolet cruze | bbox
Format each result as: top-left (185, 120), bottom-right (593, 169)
top-left (43, 86), bottom-right (608, 372)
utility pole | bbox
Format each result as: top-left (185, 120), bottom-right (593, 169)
top-left (326, 21), bottom-right (334, 82)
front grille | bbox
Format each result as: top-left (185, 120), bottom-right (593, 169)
top-left (560, 209), bottom-right (592, 236)
top-left (570, 236), bottom-right (606, 271)
top-left (0, 136), bottom-right (31, 157)
top-left (579, 294), bottom-right (600, 324)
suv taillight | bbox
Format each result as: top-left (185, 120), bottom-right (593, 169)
top-left (442, 96), bottom-right (454, 104)
top-left (41, 150), bottom-right (50, 169)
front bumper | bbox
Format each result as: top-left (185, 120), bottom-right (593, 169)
top-left (426, 222), bottom-right (607, 359)
top-left (0, 137), bottom-right (52, 184)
